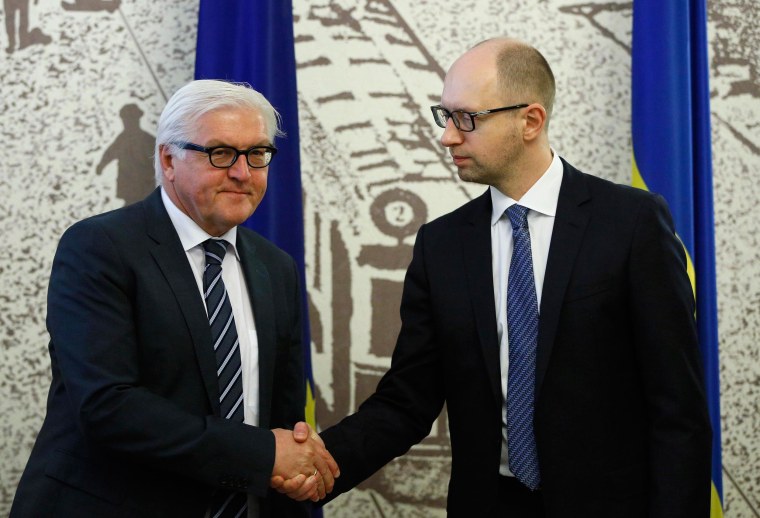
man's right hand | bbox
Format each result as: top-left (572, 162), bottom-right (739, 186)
top-left (271, 424), bottom-right (340, 501)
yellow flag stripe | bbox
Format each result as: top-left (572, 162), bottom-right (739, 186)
top-left (305, 379), bottom-right (317, 429)
top-left (711, 481), bottom-right (725, 517)
top-left (632, 155), bottom-right (696, 297)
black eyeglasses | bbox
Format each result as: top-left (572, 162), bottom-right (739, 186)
top-left (430, 103), bottom-right (529, 132)
top-left (174, 142), bottom-right (277, 169)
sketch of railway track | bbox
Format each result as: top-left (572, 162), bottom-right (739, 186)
top-left (294, 0), bottom-right (470, 511)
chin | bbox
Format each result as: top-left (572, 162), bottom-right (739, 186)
top-left (457, 169), bottom-right (484, 185)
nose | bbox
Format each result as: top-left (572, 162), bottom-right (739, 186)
top-left (440, 118), bottom-right (464, 148)
top-left (227, 154), bottom-right (251, 180)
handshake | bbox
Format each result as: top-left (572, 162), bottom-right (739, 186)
top-left (270, 422), bottom-right (340, 502)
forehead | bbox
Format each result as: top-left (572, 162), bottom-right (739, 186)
top-left (191, 106), bottom-right (269, 145)
top-left (441, 47), bottom-right (501, 110)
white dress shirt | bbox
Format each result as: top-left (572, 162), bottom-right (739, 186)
top-left (161, 188), bottom-right (261, 516)
top-left (491, 152), bottom-right (563, 477)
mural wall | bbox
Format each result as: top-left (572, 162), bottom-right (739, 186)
top-left (1, 1), bottom-right (758, 516)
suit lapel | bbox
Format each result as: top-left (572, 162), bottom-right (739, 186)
top-left (460, 191), bottom-right (502, 403)
top-left (143, 189), bottom-right (220, 413)
top-left (536, 161), bottom-right (591, 398)
top-left (236, 233), bottom-right (276, 429)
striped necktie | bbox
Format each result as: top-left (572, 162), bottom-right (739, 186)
top-left (505, 205), bottom-right (541, 490)
top-left (203, 239), bottom-right (248, 517)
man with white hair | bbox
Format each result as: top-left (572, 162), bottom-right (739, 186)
top-left (11, 80), bottom-right (338, 518)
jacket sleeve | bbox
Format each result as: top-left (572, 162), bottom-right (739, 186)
top-left (627, 194), bottom-right (712, 518)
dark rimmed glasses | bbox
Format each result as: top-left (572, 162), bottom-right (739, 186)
top-left (174, 142), bottom-right (278, 169)
top-left (430, 103), bottom-right (529, 132)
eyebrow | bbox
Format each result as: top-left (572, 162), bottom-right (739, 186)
top-left (439, 104), bottom-right (478, 112)
top-left (201, 140), bottom-right (273, 148)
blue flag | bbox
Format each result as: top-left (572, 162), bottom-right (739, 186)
top-left (632, 1), bottom-right (722, 515)
top-left (195, 0), bottom-right (317, 436)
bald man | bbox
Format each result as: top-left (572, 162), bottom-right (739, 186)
top-left (277, 38), bottom-right (711, 517)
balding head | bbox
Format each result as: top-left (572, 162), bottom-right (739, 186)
top-left (467, 38), bottom-right (556, 131)
top-left (438, 38), bottom-right (555, 198)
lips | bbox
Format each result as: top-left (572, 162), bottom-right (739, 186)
top-left (452, 155), bottom-right (470, 166)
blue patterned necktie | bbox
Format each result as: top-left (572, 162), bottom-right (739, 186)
top-left (203, 239), bottom-right (248, 517)
top-left (505, 205), bottom-right (541, 490)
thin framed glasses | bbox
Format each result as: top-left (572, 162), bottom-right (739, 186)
top-left (430, 103), bottom-right (529, 132)
top-left (175, 142), bottom-right (277, 169)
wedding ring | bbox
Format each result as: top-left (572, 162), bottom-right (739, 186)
top-left (313, 469), bottom-right (318, 478)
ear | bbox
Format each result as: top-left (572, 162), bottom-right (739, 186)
top-left (158, 144), bottom-right (176, 182)
top-left (522, 104), bottom-right (547, 142)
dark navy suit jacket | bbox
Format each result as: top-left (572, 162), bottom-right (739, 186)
top-left (11, 188), bottom-right (308, 517)
top-left (321, 160), bottom-right (712, 517)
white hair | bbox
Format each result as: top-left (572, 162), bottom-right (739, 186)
top-left (153, 79), bottom-right (283, 184)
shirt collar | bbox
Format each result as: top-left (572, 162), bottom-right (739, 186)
top-left (490, 150), bottom-right (563, 226)
top-left (160, 186), bottom-right (240, 260)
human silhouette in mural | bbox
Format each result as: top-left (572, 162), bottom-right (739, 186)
top-left (95, 103), bottom-right (156, 205)
top-left (61, 0), bottom-right (120, 12)
top-left (3, 0), bottom-right (52, 54)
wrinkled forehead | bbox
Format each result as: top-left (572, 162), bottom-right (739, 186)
top-left (189, 106), bottom-right (271, 145)
top-left (190, 103), bottom-right (272, 140)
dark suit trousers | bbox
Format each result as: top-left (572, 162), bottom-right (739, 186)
top-left (498, 475), bottom-right (545, 517)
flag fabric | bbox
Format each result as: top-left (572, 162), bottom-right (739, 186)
top-left (195, 0), bottom-right (318, 448)
top-left (631, 1), bottom-right (723, 516)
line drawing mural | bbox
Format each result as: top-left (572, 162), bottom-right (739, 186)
top-left (61, 0), bottom-right (121, 12)
top-left (3, 0), bottom-right (50, 53)
top-left (295, 2), bottom-right (478, 513)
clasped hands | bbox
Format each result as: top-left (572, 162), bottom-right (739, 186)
top-left (271, 422), bottom-right (339, 502)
